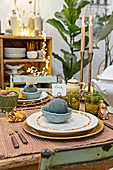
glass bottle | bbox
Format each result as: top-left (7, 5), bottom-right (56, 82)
top-left (10, 10), bottom-right (20, 36)
top-left (5, 19), bottom-right (12, 35)
top-left (34, 13), bottom-right (42, 36)
top-left (27, 1), bottom-right (34, 34)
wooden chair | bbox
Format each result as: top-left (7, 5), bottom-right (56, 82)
top-left (10, 75), bottom-right (58, 91)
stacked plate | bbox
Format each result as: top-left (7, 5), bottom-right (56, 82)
top-left (18, 91), bottom-right (49, 106)
top-left (23, 110), bottom-right (104, 139)
top-left (4, 48), bottom-right (26, 59)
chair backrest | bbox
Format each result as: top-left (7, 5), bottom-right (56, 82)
top-left (10, 75), bottom-right (57, 91)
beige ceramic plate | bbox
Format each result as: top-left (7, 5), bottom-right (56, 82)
top-left (18, 91), bottom-right (48, 103)
top-left (26, 111), bottom-right (98, 134)
top-left (17, 96), bottom-right (50, 107)
top-left (22, 119), bottom-right (104, 140)
top-left (26, 110), bottom-right (98, 134)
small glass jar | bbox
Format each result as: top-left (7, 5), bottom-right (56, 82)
top-left (65, 91), bottom-right (81, 110)
top-left (84, 93), bottom-right (101, 116)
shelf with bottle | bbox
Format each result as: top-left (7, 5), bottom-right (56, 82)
top-left (0, 35), bottom-right (52, 89)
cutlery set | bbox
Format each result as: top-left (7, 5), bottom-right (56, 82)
top-left (8, 128), bottom-right (28, 149)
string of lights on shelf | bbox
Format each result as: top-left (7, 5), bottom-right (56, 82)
top-left (27, 32), bottom-right (50, 76)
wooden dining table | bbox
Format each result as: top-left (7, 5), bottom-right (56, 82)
top-left (1, 102), bottom-right (113, 170)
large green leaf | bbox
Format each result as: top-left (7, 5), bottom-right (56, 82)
top-left (98, 15), bottom-right (111, 24)
top-left (53, 52), bottom-right (71, 80)
top-left (46, 18), bottom-right (69, 35)
top-left (76, 0), bottom-right (90, 10)
top-left (71, 58), bottom-right (89, 76)
top-left (73, 25), bottom-right (88, 37)
top-left (97, 12), bottom-right (113, 42)
top-left (55, 10), bottom-right (70, 26)
top-left (93, 24), bottom-right (103, 44)
top-left (52, 53), bottom-right (69, 68)
top-left (71, 39), bottom-right (81, 50)
top-left (63, 65), bottom-right (71, 80)
top-left (47, 19), bottom-right (69, 45)
top-left (61, 49), bottom-right (77, 65)
top-left (71, 36), bottom-right (89, 50)
top-left (68, 24), bottom-right (80, 33)
top-left (64, 0), bottom-right (73, 8)
top-left (63, 5), bottom-right (79, 24)
top-left (73, 30), bottom-right (81, 37)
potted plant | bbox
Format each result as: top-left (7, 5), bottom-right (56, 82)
top-left (47, 0), bottom-right (90, 82)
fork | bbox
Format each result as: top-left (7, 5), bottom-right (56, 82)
top-left (8, 129), bottom-right (19, 149)
top-left (13, 128), bottom-right (28, 144)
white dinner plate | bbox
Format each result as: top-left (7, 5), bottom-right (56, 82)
top-left (26, 110), bottom-right (98, 134)
top-left (18, 91), bottom-right (48, 103)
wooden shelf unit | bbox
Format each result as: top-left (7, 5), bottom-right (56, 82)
top-left (0, 35), bottom-right (52, 89)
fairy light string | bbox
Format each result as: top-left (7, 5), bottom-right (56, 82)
top-left (27, 32), bottom-right (50, 76)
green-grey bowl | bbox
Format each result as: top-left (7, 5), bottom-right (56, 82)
top-left (21, 89), bottom-right (42, 100)
top-left (0, 91), bottom-right (19, 112)
top-left (41, 106), bottom-right (72, 123)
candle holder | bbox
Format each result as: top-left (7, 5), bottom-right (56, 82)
top-left (88, 52), bottom-right (93, 92)
top-left (80, 51), bottom-right (85, 89)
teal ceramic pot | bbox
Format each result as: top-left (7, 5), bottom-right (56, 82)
top-left (41, 106), bottom-right (72, 123)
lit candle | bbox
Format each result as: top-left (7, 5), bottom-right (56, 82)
top-left (81, 15), bottom-right (85, 52)
top-left (89, 15), bottom-right (93, 53)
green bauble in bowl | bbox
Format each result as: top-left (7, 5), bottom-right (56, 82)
top-left (49, 98), bottom-right (68, 114)
top-left (24, 84), bottom-right (37, 92)
top-left (41, 98), bottom-right (72, 123)
top-left (21, 83), bottom-right (42, 100)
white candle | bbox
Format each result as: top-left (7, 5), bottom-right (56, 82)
top-left (81, 15), bottom-right (85, 52)
top-left (89, 15), bottom-right (93, 53)
top-left (34, 0), bottom-right (36, 14)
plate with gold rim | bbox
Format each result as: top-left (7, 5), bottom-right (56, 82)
top-left (18, 91), bottom-right (48, 103)
top-left (26, 110), bottom-right (98, 134)
top-left (17, 96), bottom-right (50, 107)
top-left (22, 119), bottom-right (104, 139)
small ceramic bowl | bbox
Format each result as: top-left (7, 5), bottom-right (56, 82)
top-left (21, 89), bottom-right (42, 100)
top-left (27, 51), bottom-right (37, 59)
top-left (41, 106), bottom-right (72, 123)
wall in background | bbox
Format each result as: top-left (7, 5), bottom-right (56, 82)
top-left (0, 0), bottom-right (113, 82)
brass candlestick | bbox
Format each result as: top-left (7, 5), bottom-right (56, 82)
top-left (80, 52), bottom-right (85, 89)
top-left (88, 52), bottom-right (93, 92)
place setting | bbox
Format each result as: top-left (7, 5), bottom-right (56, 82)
top-left (21, 83), bottom-right (104, 140)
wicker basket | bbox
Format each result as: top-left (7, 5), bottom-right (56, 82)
top-left (0, 91), bottom-right (19, 112)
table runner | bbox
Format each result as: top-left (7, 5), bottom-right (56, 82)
top-left (0, 115), bottom-right (113, 159)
